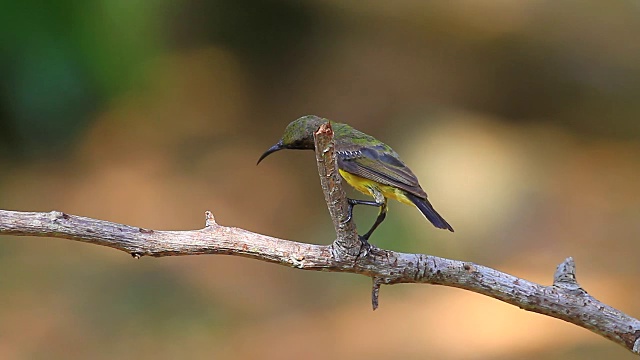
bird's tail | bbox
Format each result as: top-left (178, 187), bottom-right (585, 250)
top-left (405, 193), bottom-right (454, 232)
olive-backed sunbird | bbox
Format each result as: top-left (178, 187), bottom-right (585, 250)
top-left (257, 115), bottom-right (453, 245)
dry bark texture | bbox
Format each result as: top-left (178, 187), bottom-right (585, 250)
top-left (1, 123), bottom-right (638, 354)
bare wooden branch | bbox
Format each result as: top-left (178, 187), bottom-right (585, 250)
top-left (0, 123), bottom-right (639, 354)
top-left (313, 121), bottom-right (360, 258)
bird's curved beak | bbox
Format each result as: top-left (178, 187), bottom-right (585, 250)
top-left (257, 140), bottom-right (284, 165)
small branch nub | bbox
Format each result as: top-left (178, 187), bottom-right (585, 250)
top-left (204, 211), bottom-right (218, 228)
top-left (371, 277), bottom-right (383, 311)
top-left (553, 257), bottom-right (581, 291)
top-left (316, 122), bottom-right (334, 154)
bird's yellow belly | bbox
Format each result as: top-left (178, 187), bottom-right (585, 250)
top-left (338, 169), bottom-right (414, 206)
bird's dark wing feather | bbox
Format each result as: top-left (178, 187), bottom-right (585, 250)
top-left (337, 145), bottom-right (428, 198)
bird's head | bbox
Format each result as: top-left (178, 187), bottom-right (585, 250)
top-left (257, 115), bottom-right (327, 164)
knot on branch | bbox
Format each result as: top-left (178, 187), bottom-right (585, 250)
top-left (204, 211), bottom-right (218, 229)
top-left (553, 257), bottom-right (582, 292)
top-left (371, 277), bottom-right (384, 310)
top-left (48, 210), bottom-right (70, 222)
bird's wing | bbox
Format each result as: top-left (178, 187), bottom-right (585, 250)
top-left (336, 145), bottom-right (428, 198)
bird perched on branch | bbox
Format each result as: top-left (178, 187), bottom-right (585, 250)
top-left (257, 115), bottom-right (453, 247)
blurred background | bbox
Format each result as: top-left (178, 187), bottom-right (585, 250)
top-left (1, 1), bottom-right (639, 359)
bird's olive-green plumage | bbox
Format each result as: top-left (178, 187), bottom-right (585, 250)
top-left (258, 115), bottom-right (453, 244)
top-left (280, 115), bottom-right (394, 150)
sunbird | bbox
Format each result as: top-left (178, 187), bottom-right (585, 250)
top-left (257, 115), bottom-right (453, 245)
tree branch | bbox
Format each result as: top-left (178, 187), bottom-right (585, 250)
top-left (0, 123), bottom-right (639, 355)
top-left (312, 122), bottom-right (360, 258)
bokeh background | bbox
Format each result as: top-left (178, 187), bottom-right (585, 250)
top-left (2, 1), bottom-right (640, 359)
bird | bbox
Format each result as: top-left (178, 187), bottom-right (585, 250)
top-left (257, 115), bottom-right (453, 246)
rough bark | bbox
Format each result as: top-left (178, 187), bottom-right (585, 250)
top-left (0, 123), bottom-right (638, 354)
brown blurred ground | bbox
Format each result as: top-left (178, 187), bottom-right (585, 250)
top-left (1, 1), bottom-right (639, 359)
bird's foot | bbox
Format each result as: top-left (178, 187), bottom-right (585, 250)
top-left (358, 234), bottom-right (371, 251)
top-left (341, 199), bottom-right (357, 224)
top-left (357, 234), bottom-right (379, 256)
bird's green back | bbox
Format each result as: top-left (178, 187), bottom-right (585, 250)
top-left (330, 121), bottom-right (427, 199)
top-left (278, 115), bottom-right (426, 198)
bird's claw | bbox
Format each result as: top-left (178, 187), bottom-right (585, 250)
top-left (341, 214), bottom-right (352, 224)
top-left (341, 199), bottom-right (357, 224)
top-left (358, 234), bottom-right (373, 254)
